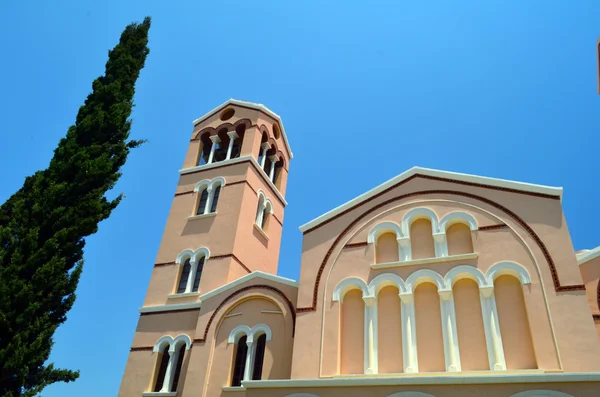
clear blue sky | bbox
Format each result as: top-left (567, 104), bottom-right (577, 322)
top-left (1, 1), bottom-right (599, 396)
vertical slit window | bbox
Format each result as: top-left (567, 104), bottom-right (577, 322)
top-left (210, 185), bottom-right (221, 213)
top-left (171, 344), bottom-right (186, 392)
top-left (252, 334), bottom-right (267, 380)
top-left (192, 257), bottom-right (204, 292)
top-left (231, 335), bottom-right (248, 387)
top-left (197, 189), bottom-right (209, 215)
top-left (153, 346), bottom-right (170, 392)
top-left (177, 259), bottom-right (191, 294)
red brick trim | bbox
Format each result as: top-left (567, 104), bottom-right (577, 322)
top-left (140, 307), bottom-right (200, 316)
top-left (296, 189), bottom-right (581, 313)
top-left (130, 346), bottom-right (153, 352)
top-left (212, 254), bottom-right (252, 274)
top-left (193, 284), bottom-right (296, 343)
top-left (345, 242), bottom-right (369, 248)
top-left (154, 261), bottom-right (176, 267)
top-left (478, 224), bottom-right (509, 231)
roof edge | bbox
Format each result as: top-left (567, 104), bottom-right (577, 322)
top-left (199, 271), bottom-right (298, 302)
top-left (192, 98), bottom-right (294, 159)
top-left (299, 166), bottom-right (563, 233)
top-left (578, 246), bottom-right (600, 265)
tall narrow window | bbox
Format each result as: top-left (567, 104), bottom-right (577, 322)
top-left (153, 345), bottom-right (170, 392)
top-left (171, 344), bottom-right (186, 392)
top-left (192, 257), bottom-right (204, 292)
top-left (231, 335), bottom-right (248, 387)
top-left (177, 259), bottom-right (191, 294)
top-left (198, 134), bottom-right (212, 166)
top-left (210, 185), bottom-right (221, 213)
top-left (197, 189), bottom-right (209, 215)
top-left (252, 334), bottom-right (267, 380)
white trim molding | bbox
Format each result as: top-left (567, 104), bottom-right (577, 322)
top-left (387, 393), bottom-right (436, 397)
top-left (243, 372), bottom-right (600, 389)
top-left (142, 392), bottom-right (177, 397)
top-left (510, 391), bottom-right (574, 397)
top-left (332, 277), bottom-right (371, 303)
top-left (577, 245), bottom-right (600, 265)
top-left (299, 166), bottom-right (562, 232)
top-left (138, 301), bottom-right (202, 314)
top-left (192, 98), bottom-right (294, 159)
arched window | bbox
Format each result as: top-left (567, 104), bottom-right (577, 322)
top-left (252, 333), bottom-right (267, 380)
top-left (175, 250), bottom-right (208, 294)
top-left (273, 157), bottom-right (285, 189)
top-left (177, 259), bottom-right (191, 294)
top-left (151, 335), bottom-right (191, 393)
top-left (197, 133), bottom-right (212, 166)
top-left (153, 344), bottom-right (170, 392)
top-left (231, 335), bottom-right (248, 387)
top-left (255, 193), bottom-right (273, 233)
top-left (171, 343), bottom-right (186, 392)
top-left (210, 185), bottom-right (221, 213)
top-left (197, 188), bottom-right (209, 215)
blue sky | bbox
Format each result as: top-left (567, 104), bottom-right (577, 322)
top-left (1, 1), bottom-right (599, 396)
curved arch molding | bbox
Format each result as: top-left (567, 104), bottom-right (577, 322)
top-left (193, 284), bottom-right (296, 343)
top-left (298, 183), bottom-right (583, 312)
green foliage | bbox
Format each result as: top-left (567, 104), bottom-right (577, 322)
top-left (0, 17), bottom-right (151, 397)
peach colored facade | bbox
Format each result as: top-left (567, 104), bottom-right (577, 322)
top-left (118, 99), bottom-right (600, 397)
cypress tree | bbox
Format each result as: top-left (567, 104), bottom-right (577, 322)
top-left (0, 17), bottom-right (151, 397)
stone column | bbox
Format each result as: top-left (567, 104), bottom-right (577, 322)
top-left (226, 131), bottom-right (239, 160)
top-left (400, 292), bottom-right (418, 373)
top-left (259, 143), bottom-right (269, 169)
top-left (160, 348), bottom-right (177, 392)
top-left (243, 339), bottom-right (256, 381)
top-left (439, 289), bottom-right (461, 372)
top-left (185, 257), bottom-right (199, 293)
top-left (207, 135), bottom-right (221, 164)
top-left (203, 185), bottom-right (214, 214)
top-left (480, 286), bottom-right (507, 371)
top-left (268, 155), bottom-right (278, 182)
top-left (363, 295), bottom-right (378, 374)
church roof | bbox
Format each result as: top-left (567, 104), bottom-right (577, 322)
top-left (299, 166), bottom-right (563, 233)
top-left (192, 98), bottom-right (293, 159)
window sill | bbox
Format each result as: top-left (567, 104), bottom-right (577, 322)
top-left (371, 252), bottom-right (479, 270)
top-left (253, 224), bottom-right (270, 240)
top-left (221, 386), bottom-right (246, 391)
top-left (167, 292), bottom-right (200, 299)
top-left (188, 212), bottom-right (217, 221)
top-left (142, 392), bottom-right (177, 397)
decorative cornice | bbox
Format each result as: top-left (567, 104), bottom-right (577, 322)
top-left (296, 189), bottom-right (582, 313)
top-left (154, 261), bottom-right (176, 267)
top-left (193, 284), bottom-right (296, 343)
top-left (139, 304), bottom-right (201, 315)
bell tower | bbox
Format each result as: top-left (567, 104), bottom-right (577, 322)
top-left (141, 99), bottom-right (292, 308)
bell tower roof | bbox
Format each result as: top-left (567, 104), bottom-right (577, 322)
top-left (192, 98), bottom-right (294, 159)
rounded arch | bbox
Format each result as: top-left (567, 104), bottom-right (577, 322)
top-left (228, 325), bottom-right (252, 344)
top-left (176, 249), bottom-right (194, 265)
top-left (264, 199), bottom-right (274, 214)
top-left (192, 247), bottom-right (210, 262)
top-left (197, 285), bottom-right (296, 343)
top-left (172, 334), bottom-right (192, 352)
top-left (368, 273), bottom-right (409, 295)
top-left (211, 176), bottom-right (226, 188)
top-left (257, 189), bottom-right (267, 202)
top-left (367, 221), bottom-right (403, 243)
top-left (439, 211), bottom-right (478, 231)
top-left (387, 393), bottom-right (437, 397)
top-left (153, 335), bottom-right (174, 353)
top-left (402, 207), bottom-right (440, 236)
top-left (194, 179), bottom-right (211, 193)
top-left (510, 391), bottom-right (574, 397)
top-left (444, 265), bottom-right (487, 288)
top-left (332, 277), bottom-right (370, 302)
top-left (406, 269), bottom-right (447, 291)
top-left (486, 261), bottom-right (532, 285)
top-left (248, 324), bottom-right (273, 343)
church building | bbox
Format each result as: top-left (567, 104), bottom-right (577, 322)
top-left (117, 42), bottom-right (600, 396)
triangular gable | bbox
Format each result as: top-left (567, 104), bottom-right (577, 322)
top-left (199, 271), bottom-right (298, 302)
top-left (299, 166), bottom-right (563, 233)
